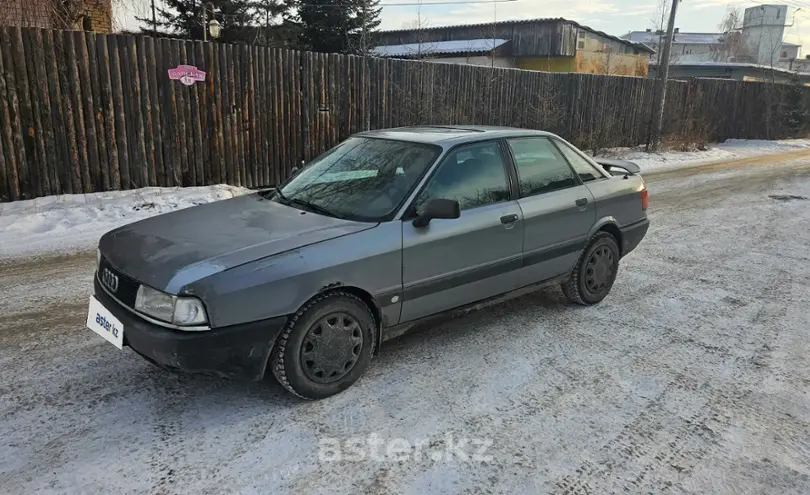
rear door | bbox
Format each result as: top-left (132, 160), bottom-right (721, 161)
top-left (400, 140), bottom-right (524, 323)
top-left (554, 138), bottom-right (646, 227)
top-left (505, 137), bottom-right (596, 285)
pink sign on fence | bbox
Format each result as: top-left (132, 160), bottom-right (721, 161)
top-left (168, 65), bottom-right (206, 86)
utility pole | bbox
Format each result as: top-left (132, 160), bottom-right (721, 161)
top-left (151, 0), bottom-right (157, 34)
top-left (650, 0), bottom-right (680, 151)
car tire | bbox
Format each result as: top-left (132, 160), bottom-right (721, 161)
top-left (562, 231), bottom-right (620, 306)
top-left (270, 291), bottom-right (376, 400)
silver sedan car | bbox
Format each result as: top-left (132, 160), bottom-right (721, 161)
top-left (87, 126), bottom-right (649, 399)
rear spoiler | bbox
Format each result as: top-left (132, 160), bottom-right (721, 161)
top-left (592, 158), bottom-right (641, 176)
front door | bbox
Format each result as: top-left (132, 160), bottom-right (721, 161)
top-left (400, 140), bottom-right (524, 323)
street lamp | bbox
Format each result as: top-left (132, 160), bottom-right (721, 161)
top-left (202, 2), bottom-right (219, 41)
top-left (208, 19), bottom-right (221, 39)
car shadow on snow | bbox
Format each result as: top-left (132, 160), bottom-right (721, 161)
top-left (112, 285), bottom-right (570, 413)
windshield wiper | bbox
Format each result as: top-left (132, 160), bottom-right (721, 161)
top-left (287, 197), bottom-right (346, 219)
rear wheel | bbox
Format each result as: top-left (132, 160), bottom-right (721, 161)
top-left (562, 232), bottom-right (620, 305)
top-left (270, 291), bottom-right (376, 400)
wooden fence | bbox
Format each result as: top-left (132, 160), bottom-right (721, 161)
top-left (1, 27), bottom-right (808, 202)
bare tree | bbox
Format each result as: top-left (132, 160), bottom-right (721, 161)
top-left (716, 7), bottom-right (747, 62)
top-left (650, 0), bottom-right (669, 65)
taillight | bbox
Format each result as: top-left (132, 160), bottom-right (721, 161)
top-left (641, 188), bottom-right (648, 210)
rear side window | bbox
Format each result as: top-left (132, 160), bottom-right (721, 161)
top-left (554, 140), bottom-right (606, 183)
top-left (507, 137), bottom-right (577, 197)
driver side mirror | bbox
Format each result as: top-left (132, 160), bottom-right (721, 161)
top-left (412, 198), bottom-right (461, 228)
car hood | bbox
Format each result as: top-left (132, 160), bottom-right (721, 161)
top-left (99, 193), bottom-right (375, 293)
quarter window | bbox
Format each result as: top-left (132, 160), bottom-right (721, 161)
top-left (507, 137), bottom-right (577, 196)
top-left (416, 141), bottom-right (510, 211)
top-left (554, 140), bottom-right (606, 183)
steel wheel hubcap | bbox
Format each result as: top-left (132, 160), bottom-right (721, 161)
top-left (301, 313), bottom-right (363, 384)
top-left (585, 246), bottom-right (615, 293)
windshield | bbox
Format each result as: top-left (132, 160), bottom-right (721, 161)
top-left (277, 137), bottom-right (441, 221)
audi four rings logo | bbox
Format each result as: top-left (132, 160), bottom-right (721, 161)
top-left (102, 268), bottom-right (119, 293)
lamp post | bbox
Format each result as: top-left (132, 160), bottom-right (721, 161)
top-left (202, 2), bottom-right (220, 41)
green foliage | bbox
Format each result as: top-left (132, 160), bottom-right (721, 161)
top-left (294, 0), bottom-right (381, 54)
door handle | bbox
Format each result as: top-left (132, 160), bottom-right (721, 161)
top-left (575, 198), bottom-right (588, 207)
top-left (500, 214), bottom-right (519, 225)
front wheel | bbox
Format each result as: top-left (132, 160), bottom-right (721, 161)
top-left (270, 291), bottom-right (376, 400)
top-left (562, 232), bottom-right (620, 305)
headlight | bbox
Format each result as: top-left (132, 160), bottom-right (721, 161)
top-left (97, 248), bottom-right (102, 269)
top-left (173, 297), bottom-right (208, 326)
top-left (135, 285), bottom-right (208, 327)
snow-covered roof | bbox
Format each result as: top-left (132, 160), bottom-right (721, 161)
top-left (372, 39), bottom-right (510, 58)
top-left (624, 31), bottom-right (727, 45)
top-left (624, 30), bottom-right (801, 49)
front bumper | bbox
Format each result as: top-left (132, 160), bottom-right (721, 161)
top-left (620, 218), bottom-right (650, 256)
top-left (94, 276), bottom-right (288, 381)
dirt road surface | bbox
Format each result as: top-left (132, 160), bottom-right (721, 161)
top-left (2, 154), bottom-right (810, 494)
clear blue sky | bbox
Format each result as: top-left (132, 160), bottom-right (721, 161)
top-left (115, 0), bottom-right (809, 53)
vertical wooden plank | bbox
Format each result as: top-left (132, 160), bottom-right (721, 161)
top-left (329, 54), bottom-right (337, 148)
top-left (137, 35), bottom-right (156, 186)
top-left (204, 41), bottom-right (217, 185)
top-left (193, 40), bottom-right (207, 186)
top-left (41, 30), bottom-right (66, 194)
top-left (248, 45), bottom-right (258, 188)
top-left (239, 44), bottom-right (251, 188)
top-left (257, 46), bottom-right (268, 187)
top-left (211, 42), bottom-right (224, 184)
top-left (75, 31), bottom-right (101, 192)
top-left (65, 32), bottom-right (92, 193)
top-left (187, 41), bottom-right (203, 186)
top-left (97, 34), bottom-right (119, 190)
top-left (163, 39), bottom-right (180, 186)
top-left (86, 32), bottom-right (110, 192)
top-left (301, 52), bottom-right (311, 162)
top-left (4, 27), bottom-right (32, 198)
top-left (232, 43), bottom-right (245, 186)
top-left (292, 49), bottom-right (301, 173)
top-left (229, 42), bottom-right (241, 185)
top-left (219, 42), bottom-right (234, 185)
top-left (20, 29), bottom-right (50, 196)
top-left (277, 50), bottom-right (287, 180)
top-left (0, 31), bottom-right (19, 201)
top-left (270, 48), bottom-right (281, 186)
top-left (146, 36), bottom-right (164, 187)
top-left (52, 31), bottom-right (81, 194)
top-left (107, 34), bottom-right (130, 190)
top-left (124, 35), bottom-right (147, 189)
top-left (173, 40), bottom-right (190, 186)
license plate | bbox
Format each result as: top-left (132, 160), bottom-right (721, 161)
top-left (86, 296), bottom-right (124, 349)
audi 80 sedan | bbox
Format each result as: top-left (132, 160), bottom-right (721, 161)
top-left (87, 126), bottom-right (649, 399)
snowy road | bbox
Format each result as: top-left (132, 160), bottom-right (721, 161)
top-left (2, 153), bottom-right (810, 494)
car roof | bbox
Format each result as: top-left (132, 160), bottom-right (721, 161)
top-left (352, 125), bottom-right (556, 146)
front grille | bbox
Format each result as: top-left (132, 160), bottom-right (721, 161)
top-left (98, 256), bottom-right (140, 309)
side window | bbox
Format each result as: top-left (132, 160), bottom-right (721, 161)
top-left (416, 141), bottom-right (510, 211)
top-left (554, 140), bottom-right (606, 183)
top-left (507, 137), bottom-right (577, 196)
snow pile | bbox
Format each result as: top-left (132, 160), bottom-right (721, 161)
top-left (0, 185), bottom-right (249, 260)
top-left (604, 138), bottom-right (810, 173)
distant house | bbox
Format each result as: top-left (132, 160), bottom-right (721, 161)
top-left (0, 0), bottom-right (113, 33)
top-left (373, 18), bottom-right (655, 77)
top-left (624, 5), bottom-right (802, 69)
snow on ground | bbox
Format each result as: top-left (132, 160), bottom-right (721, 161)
top-left (0, 185), bottom-right (248, 261)
top-left (604, 138), bottom-right (810, 173)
